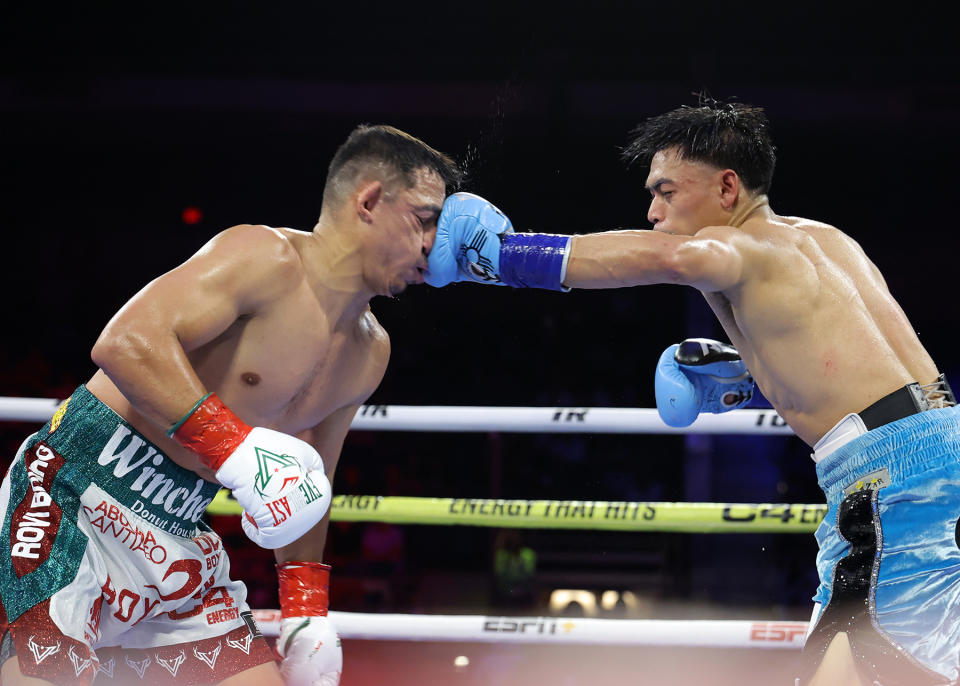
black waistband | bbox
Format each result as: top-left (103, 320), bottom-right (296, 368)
top-left (858, 373), bottom-right (955, 431)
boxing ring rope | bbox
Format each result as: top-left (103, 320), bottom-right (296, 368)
top-left (208, 492), bottom-right (825, 533)
top-left (250, 609), bottom-right (808, 649)
top-left (0, 397), bottom-right (794, 435)
top-left (1, 395), bottom-right (813, 651)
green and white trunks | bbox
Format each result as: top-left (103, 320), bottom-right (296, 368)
top-left (0, 385), bottom-right (276, 685)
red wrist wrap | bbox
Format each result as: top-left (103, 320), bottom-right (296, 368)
top-left (277, 561), bottom-right (330, 618)
top-left (170, 393), bottom-right (252, 471)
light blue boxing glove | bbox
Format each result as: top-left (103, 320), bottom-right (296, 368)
top-left (425, 192), bottom-right (514, 286)
top-left (425, 192), bottom-right (570, 291)
top-left (655, 338), bottom-right (755, 428)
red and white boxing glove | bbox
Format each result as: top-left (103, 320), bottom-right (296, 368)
top-left (277, 561), bottom-right (342, 686)
top-left (169, 393), bottom-right (331, 549)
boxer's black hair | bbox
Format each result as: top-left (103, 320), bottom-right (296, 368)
top-left (324, 124), bottom-right (461, 205)
top-left (622, 95), bottom-right (776, 195)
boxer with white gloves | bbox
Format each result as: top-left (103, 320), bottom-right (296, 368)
top-left (654, 338), bottom-right (754, 427)
top-left (0, 125), bottom-right (461, 686)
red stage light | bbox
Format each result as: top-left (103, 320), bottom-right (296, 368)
top-left (182, 206), bottom-right (203, 225)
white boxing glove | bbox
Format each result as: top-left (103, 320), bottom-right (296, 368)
top-left (169, 393), bottom-right (331, 549)
top-left (277, 562), bottom-right (342, 686)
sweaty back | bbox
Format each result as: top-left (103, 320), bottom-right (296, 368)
top-left (703, 215), bottom-right (940, 445)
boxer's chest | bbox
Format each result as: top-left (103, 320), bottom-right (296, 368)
top-left (191, 288), bottom-right (386, 433)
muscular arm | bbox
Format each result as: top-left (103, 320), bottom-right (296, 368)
top-left (274, 403), bottom-right (362, 564)
top-left (90, 225), bottom-right (302, 429)
top-left (563, 228), bottom-right (744, 292)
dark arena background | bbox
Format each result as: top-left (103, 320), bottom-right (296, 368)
top-left (2, 4), bottom-right (959, 685)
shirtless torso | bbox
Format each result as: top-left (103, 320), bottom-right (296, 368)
top-left (566, 149), bottom-right (941, 447)
top-left (1, 128), bottom-right (450, 686)
top-left (699, 212), bottom-right (939, 445)
top-left (561, 143), bottom-right (955, 685)
top-left (87, 225), bottom-right (390, 484)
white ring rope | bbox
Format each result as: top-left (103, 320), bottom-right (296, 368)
top-left (251, 610), bottom-right (807, 649)
top-left (0, 397), bottom-right (62, 423)
top-left (0, 397), bottom-right (793, 435)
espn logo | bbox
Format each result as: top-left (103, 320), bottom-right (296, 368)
top-left (482, 618), bottom-right (574, 635)
top-left (749, 622), bottom-right (807, 643)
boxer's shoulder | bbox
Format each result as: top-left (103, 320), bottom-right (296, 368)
top-left (212, 224), bottom-right (303, 264)
top-left (196, 225), bottom-right (307, 297)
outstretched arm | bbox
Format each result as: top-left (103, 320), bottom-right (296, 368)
top-left (425, 193), bottom-right (744, 294)
top-left (564, 229), bottom-right (745, 292)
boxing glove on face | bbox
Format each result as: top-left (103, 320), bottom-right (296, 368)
top-left (425, 192), bottom-right (514, 287)
top-left (425, 192), bottom-right (570, 291)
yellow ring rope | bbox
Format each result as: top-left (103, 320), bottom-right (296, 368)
top-left (207, 491), bottom-right (826, 533)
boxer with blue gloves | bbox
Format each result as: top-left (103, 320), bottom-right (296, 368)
top-left (430, 99), bottom-right (960, 684)
top-left (654, 338), bottom-right (755, 427)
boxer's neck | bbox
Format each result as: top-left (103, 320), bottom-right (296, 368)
top-left (303, 216), bottom-right (375, 322)
top-left (728, 194), bottom-right (772, 228)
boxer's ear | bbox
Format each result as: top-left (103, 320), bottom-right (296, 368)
top-left (355, 181), bottom-right (383, 224)
top-left (719, 169), bottom-right (740, 210)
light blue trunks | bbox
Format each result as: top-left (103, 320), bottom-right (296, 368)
top-left (805, 404), bottom-right (960, 685)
